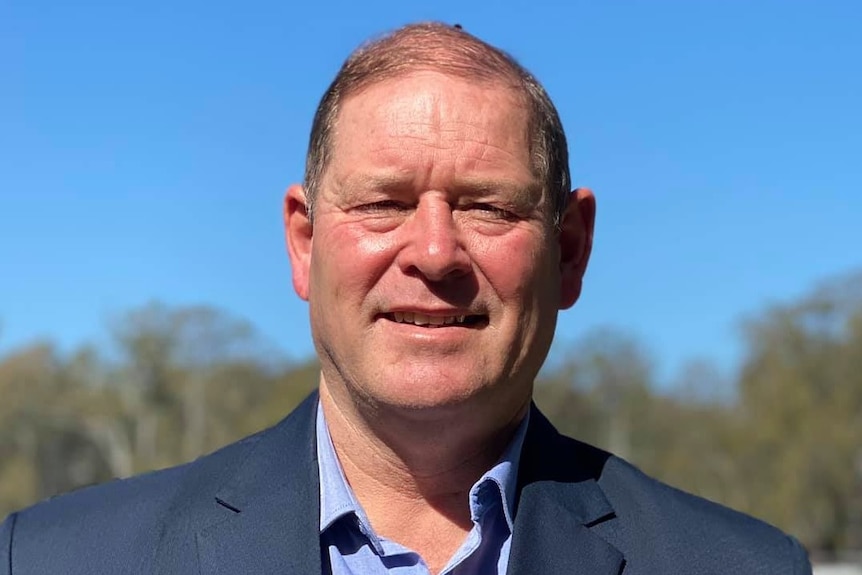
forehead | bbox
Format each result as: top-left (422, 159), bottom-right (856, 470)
top-left (337, 70), bottom-right (527, 134)
top-left (326, 71), bottom-right (534, 186)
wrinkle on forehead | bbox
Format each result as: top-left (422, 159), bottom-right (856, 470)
top-left (382, 79), bottom-right (526, 151)
top-left (323, 71), bottom-right (540, 205)
top-left (338, 71), bottom-right (527, 137)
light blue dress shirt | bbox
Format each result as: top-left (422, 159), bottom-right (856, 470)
top-left (316, 403), bottom-right (529, 575)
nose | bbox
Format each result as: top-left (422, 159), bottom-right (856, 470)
top-left (397, 197), bottom-right (472, 282)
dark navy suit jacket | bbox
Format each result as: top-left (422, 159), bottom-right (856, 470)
top-left (1, 392), bottom-right (812, 574)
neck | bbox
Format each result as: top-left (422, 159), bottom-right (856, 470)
top-left (318, 376), bottom-right (528, 533)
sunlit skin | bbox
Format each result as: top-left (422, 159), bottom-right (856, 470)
top-left (285, 70), bottom-right (594, 571)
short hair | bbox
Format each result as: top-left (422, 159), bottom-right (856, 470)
top-left (303, 22), bottom-right (571, 228)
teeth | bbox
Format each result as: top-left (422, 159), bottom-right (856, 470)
top-left (390, 313), bottom-right (470, 326)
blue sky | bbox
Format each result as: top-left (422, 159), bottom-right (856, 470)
top-left (2, 0), bottom-right (860, 385)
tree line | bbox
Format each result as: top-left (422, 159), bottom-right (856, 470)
top-left (1, 272), bottom-right (860, 558)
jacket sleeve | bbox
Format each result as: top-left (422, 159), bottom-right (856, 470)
top-left (790, 535), bottom-right (813, 575)
top-left (0, 513), bottom-right (15, 575)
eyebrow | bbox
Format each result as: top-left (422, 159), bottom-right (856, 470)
top-left (453, 176), bottom-right (543, 207)
top-left (336, 172), bottom-right (543, 207)
top-left (336, 173), bottom-right (414, 201)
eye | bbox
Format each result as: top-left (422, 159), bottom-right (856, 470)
top-left (357, 200), bottom-right (410, 213)
top-left (470, 203), bottom-right (518, 220)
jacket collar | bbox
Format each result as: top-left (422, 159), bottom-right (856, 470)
top-left (188, 394), bottom-right (623, 575)
top-left (506, 405), bottom-right (624, 575)
top-left (195, 392), bottom-right (322, 575)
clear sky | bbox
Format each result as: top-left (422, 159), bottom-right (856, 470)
top-left (1, 0), bottom-right (860, 385)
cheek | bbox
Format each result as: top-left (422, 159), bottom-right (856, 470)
top-left (470, 230), bottom-right (552, 298)
top-left (312, 224), bottom-right (400, 299)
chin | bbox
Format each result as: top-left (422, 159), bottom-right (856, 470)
top-left (368, 371), bottom-right (513, 419)
top-left (358, 375), bottom-right (481, 413)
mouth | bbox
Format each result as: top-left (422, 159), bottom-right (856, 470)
top-left (381, 311), bottom-right (488, 328)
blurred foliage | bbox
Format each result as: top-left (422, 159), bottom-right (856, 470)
top-left (2, 274), bottom-right (861, 557)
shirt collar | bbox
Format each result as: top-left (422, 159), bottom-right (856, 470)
top-left (317, 401), bottom-right (366, 533)
top-left (469, 408), bottom-right (529, 532)
top-left (317, 401), bottom-right (530, 536)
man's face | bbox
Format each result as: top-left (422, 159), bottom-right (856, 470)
top-left (288, 71), bottom-right (589, 421)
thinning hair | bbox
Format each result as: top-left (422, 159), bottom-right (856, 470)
top-left (303, 22), bottom-right (571, 228)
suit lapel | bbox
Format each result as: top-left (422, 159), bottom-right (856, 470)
top-left (195, 393), bottom-right (322, 575)
top-left (507, 407), bottom-right (624, 575)
top-left (169, 395), bottom-right (623, 575)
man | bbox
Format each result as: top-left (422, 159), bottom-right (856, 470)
top-left (1, 22), bottom-right (811, 575)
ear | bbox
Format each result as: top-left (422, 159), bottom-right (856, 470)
top-left (284, 184), bottom-right (313, 301)
top-left (558, 188), bottom-right (595, 310)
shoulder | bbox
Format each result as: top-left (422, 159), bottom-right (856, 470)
top-left (596, 453), bottom-right (811, 573)
top-left (1, 420), bottom-right (276, 574)
top-left (522, 408), bottom-right (811, 574)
